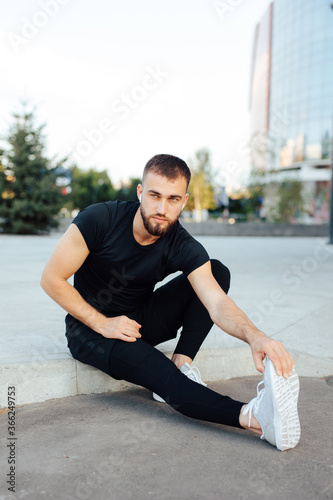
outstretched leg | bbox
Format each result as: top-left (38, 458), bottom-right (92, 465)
top-left (65, 314), bottom-right (245, 429)
top-left (108, 337), bottom-right (245, 429)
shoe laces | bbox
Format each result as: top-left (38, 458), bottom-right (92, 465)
top-left (182, 363), bottom-right (207, 386)
top-left (242, 380), bottom-right (265, 428)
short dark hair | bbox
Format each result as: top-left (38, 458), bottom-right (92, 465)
top-left (143, 154), bottom-right (191, 189)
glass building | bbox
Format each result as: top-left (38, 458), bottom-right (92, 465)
top-left (250, 0), bottom-right (333, 222)
top-left (249, 3), bottom-right (272, 151)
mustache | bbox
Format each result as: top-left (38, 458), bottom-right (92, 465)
top-left (151, 213), bottom-right (170, 221)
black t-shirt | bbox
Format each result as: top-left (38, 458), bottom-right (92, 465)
top-left (72, 200), bottom-right (210, 315)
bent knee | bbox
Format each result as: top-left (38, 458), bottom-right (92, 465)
top-left (210, 259), bottom-right (231, 294)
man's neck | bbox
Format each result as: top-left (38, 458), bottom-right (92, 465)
top-left (133, 208), bottom-right (160, 246)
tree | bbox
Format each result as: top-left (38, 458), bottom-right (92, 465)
top-left (244, 166), bottom-right (267, 220)
top-left (187, 148), bottom-right (216, 221)
top-left (0, 108), bottom-right (64, 234)
top-left (246, 132), bottom-right (305, 222)
top-left (276, 180), bottom-right (304, 222)
top-left (116, 177), bottom-right (141, 201)
top-left (67, 166), bottom-right (117, 211)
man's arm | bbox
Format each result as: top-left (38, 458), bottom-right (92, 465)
top-left (40, 224), bottom-right (141, 342)
top-left (187, 261), bottom-right (294, 378)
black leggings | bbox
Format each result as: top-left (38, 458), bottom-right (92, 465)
top-left (66, 260), bottom-right (245, 429)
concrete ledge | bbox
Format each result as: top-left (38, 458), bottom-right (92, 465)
top-left (76, 362), bottom-right (133, 396)
top-left (0, 356), bottom-right (77, 406)
top-left (181, 221), bottom-right (329, 237)
top-left (1, 347), bottom-right (332, 406)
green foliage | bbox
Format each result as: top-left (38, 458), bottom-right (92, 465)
top-left (245, 167), bottom-right (304, 222)
top-left (67, 166), bottom-right (117, 211)
top-left (276, 180), bottom-right (304, 222)
top-left (187, 148), bottom-right (216, 214)
top-left (0, 108), bottom-right (64, 234)
top-left (244, 167), bottom-right (266, 219)
top-left (116, 177), bottom-right (141, 202)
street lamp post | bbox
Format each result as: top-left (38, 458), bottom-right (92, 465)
top-left (329, 114), bottom-right (333, 244)
top-left (329, 3), bottom-right (333, 244)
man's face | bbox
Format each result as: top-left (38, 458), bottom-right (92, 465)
top-left (138, 172), bottom-right (188, 237)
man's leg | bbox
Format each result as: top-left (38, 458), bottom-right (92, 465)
top-left (139, 259), bottom-right (230, 364)
top-left (65, 314), bottom-right (300, 449)
top-left (65, 314), bottom-right (245, 429)
top-left (108, 337), bottom-right (245, 428)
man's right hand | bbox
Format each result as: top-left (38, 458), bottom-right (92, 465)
top-left (41, 224), bottom-right (142, 342)
top-left (99, 315), bottom-right (142, 342)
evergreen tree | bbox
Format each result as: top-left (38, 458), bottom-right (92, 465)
top-left (0, 108), bottom-right (64, 234)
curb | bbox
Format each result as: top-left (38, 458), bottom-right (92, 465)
top-left (1, 347), bottom-right (332, 406)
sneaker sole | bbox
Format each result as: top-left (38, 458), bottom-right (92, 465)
top-left (153, 392), bottom-right (166, 403)
top-left (267, 361), bottom-right (301, 451)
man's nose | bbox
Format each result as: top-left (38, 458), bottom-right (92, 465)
top-left (157, 198), bottom-right (167, 214)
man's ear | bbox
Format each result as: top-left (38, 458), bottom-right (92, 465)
top-left (182, 193), bottom-right (189, 210)
top-left (137, 184), bottom-right (143, 202)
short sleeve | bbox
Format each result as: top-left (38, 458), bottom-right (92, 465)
top-left (169, 227), bottom-right (210, 276)
top-left (71, 202), bottom-right (110, 252)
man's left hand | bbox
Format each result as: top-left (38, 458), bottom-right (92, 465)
top-left (250, 335), bottom-right (295, 379)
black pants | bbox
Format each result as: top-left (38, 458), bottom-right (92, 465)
top-left (66, 260), bottom-right (245, 429)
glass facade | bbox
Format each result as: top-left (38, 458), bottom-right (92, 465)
top-left (269, 0), bottom-right (333, 168)
top-left (249, 3), bottom-right (272, 137)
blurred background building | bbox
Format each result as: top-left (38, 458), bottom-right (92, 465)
top-left (249, 0), bottom-right (333, 223)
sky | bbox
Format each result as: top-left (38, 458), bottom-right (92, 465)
top-left (1, 0), bottom-right (271, 190)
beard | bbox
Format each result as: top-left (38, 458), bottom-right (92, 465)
top-left (140, 205), bottom-right (180, 237)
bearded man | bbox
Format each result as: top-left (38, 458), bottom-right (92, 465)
top-left (41, 154), bottom-right (300, 451)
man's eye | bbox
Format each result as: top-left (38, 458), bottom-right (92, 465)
top-left (170, 198), bottom-right (178, 203)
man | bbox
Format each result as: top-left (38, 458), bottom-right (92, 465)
top-left (41, 154), bottom-right (300, 451)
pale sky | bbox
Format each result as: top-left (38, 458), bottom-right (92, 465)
top-left (1, 0), bottom-right (271, 190)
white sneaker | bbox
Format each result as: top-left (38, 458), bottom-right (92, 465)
top-left (242, 358), bottom-right (301, 451)
top-left (153, 362), bottom-right (207, 403)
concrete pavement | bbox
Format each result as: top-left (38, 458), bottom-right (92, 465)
top-left (0, 377), bottom-right (332, 499)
